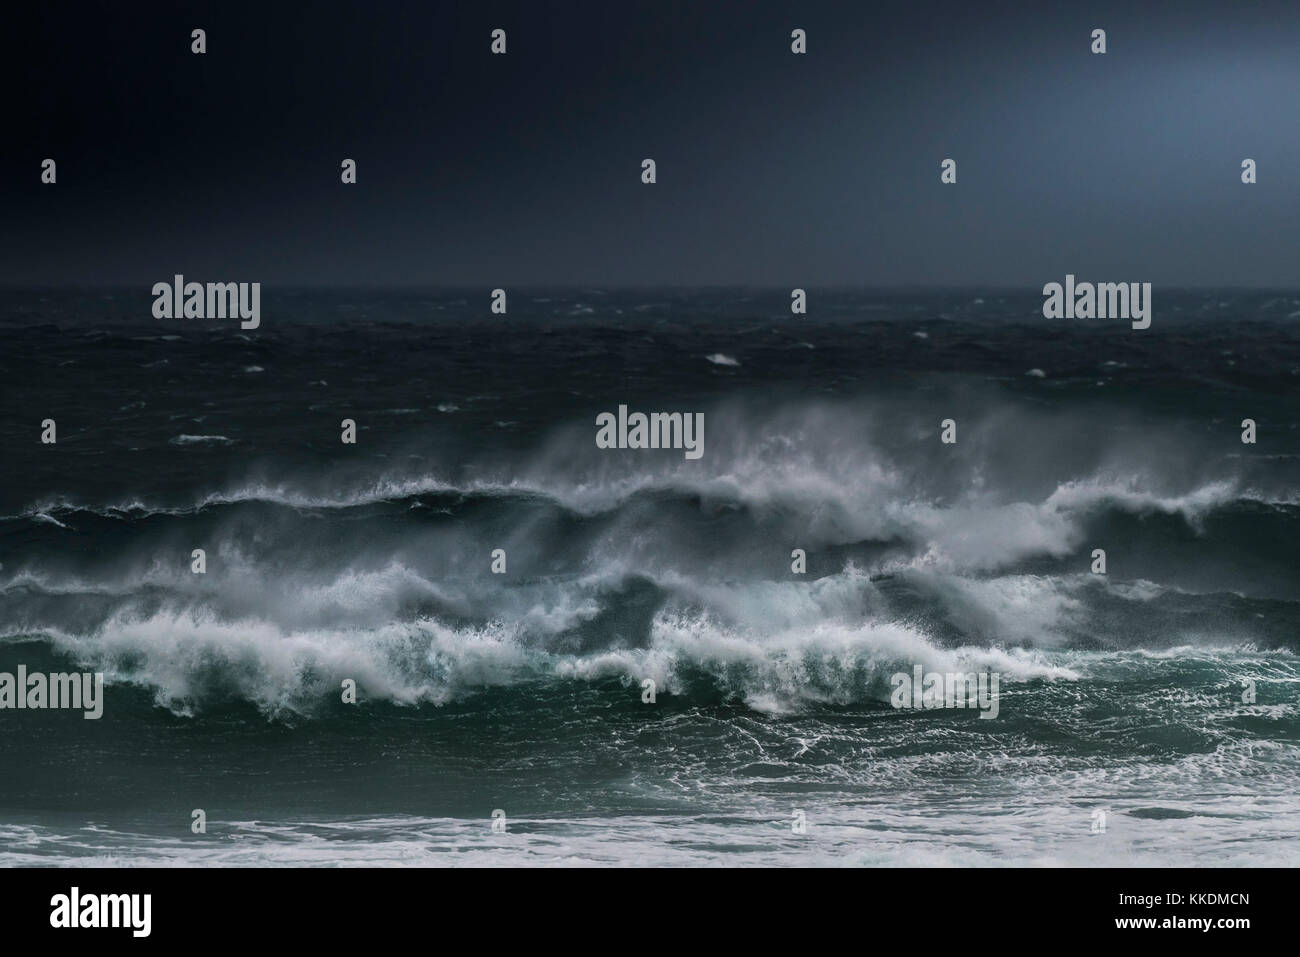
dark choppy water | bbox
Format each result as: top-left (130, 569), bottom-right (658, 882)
top-left (1, 287), bottom-right (1298, 865)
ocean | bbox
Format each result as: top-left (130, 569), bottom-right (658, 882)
top-left (1, 287), bottom-right (1298, 866)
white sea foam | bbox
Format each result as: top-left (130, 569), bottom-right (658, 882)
top-left (705, 353), bottom-right (740, 367)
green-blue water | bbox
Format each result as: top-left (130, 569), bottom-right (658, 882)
top-left (1, 288), bottom-right (1298, 865)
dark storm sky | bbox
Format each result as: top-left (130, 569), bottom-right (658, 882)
top-left (6, 0), bottom-right (1300, 287)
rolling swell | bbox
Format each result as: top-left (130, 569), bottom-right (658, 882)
top-left (2, 398), bottom-right (1297, 717)
top-left (2, 290), bottom-right (1299, 719)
